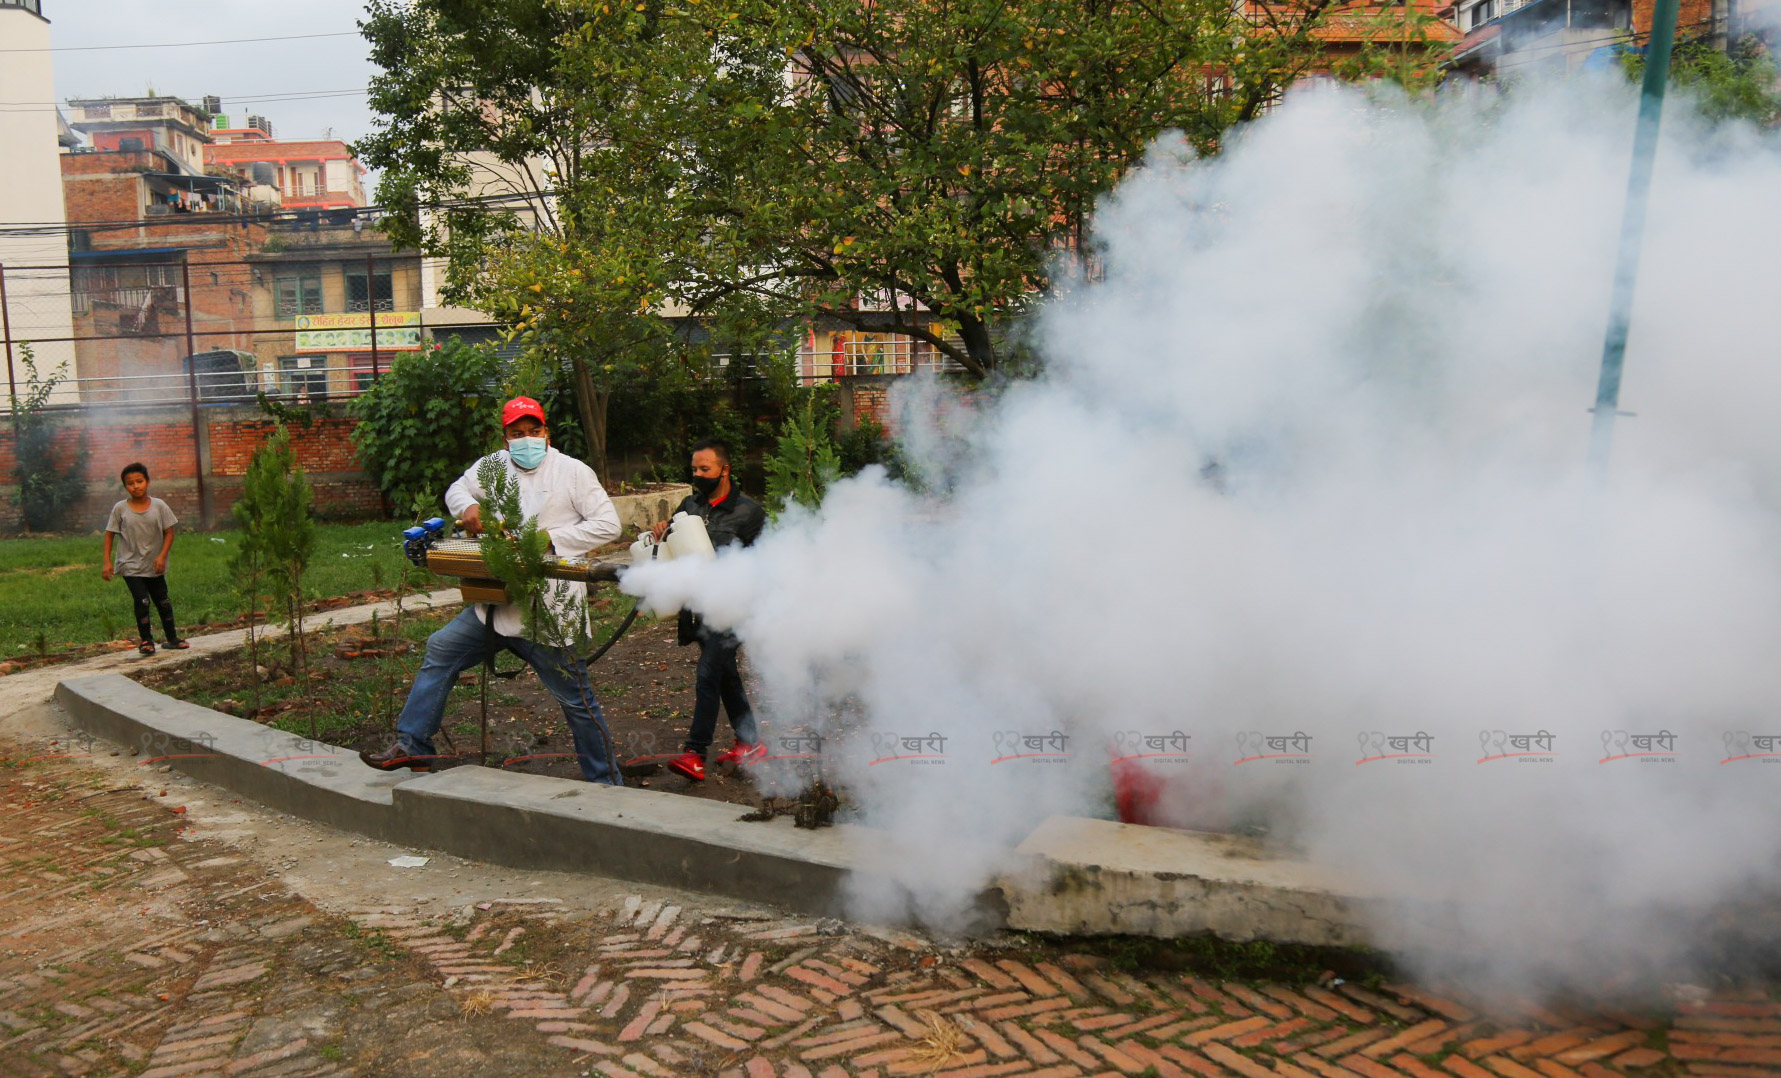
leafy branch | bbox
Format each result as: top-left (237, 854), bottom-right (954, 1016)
top-left (473, 456), bottom-right (590, 649)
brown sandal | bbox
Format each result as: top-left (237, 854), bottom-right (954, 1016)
top-left (138, 640), bottom-right (156, 656)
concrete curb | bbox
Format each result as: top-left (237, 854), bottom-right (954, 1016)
top-left (52, 672), bottom-right (1378, 944)
top-left (52, 673), bottom-right (1012, 924)
top-left (53, 673), bottom-right (412, 842)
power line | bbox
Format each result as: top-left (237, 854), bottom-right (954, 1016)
top-left (0, 92), bottom-right (372, 115)
top-left (0, 190), bottom-right (550, 239)
top-left (0, 88), bottom-right (371, 109)
top-left (0, 31), bottom-right (362, 54)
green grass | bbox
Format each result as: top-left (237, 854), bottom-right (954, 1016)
top-left (0, 520), bottom-right (416, 656)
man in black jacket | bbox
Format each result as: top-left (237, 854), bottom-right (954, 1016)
top-left (651, 438), bottom-right (768, 781)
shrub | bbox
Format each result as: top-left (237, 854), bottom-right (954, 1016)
top-left (349, 339), bottom-right (506, 514)
top-left (9, 346), bottom-right (87, 532)
top-left (836, 416), bottom-right (903, 480)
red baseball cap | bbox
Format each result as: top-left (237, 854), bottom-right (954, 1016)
top-left (500, 396), bottom-right (546, 428)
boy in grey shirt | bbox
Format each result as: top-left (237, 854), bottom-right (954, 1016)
top-left (102, 462), bottom-right (187, 655)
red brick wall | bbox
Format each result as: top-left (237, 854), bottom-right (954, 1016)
top-left (0, 404), bottom-right (382, 533)
top-left (208, 416), bottom-right (365, 476)
top-left (61, 171), bottom-right (143, 227)
top-left (851, 386), bottom-right (890, 428)
top-left (1631, 0), bottom-right (1713, 35)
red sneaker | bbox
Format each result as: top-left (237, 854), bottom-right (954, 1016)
top-left (667, 750), bottom-right (706, 782)
top-left (714, 741), bottom-right (768, 767)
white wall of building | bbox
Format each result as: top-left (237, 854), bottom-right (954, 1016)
top-left (0, 1), bottom-right (78, 390)
top-left (324, 158), bottom-right (355, 198)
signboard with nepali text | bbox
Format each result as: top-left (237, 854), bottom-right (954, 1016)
top-left (293, 311), bottom-right (422, 353)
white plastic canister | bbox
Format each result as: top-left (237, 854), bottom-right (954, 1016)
top-left (626, 532), bottom-right (677, 621)
top-left (628, 532), bottom-right (671, 565)
top-left (663, 511), bottom-right (717, 561)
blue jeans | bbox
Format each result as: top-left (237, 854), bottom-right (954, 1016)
top-left (684, 627), bottom-right (759, 754)
top-left (396, 606), bottom-right (619, 784)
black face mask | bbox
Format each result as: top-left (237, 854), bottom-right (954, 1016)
top-left (690, 473), bottom-right (722, 498)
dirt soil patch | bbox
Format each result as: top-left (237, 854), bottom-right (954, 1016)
top-left (131, 593), bottom-right (780, 809)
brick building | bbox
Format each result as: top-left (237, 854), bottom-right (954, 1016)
top-left (204, 98), bottom-right (369, 211)
top-left (1446, 0), bottom-right (1715, 75)
top-left (1303, 0), bottom-right (1464, 70)
top-left (246, 215), bottom-right (424, 401)
top-left (60, 150), bottom-right (271, 401)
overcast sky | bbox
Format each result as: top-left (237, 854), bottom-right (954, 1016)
top-left (43, 0), bottom-right (383, 184)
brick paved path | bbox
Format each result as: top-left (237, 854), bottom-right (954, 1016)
top-left (361, 898), bottom-right (1775, 1078)
top-left (4, 743), bottom-right (1776, 1077)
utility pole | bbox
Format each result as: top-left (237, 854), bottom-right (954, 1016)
top-left (1588, 0), bottom-right (1681, 475)
top-left (181, 260), bottom-right (208, 527)
top-left (367, 253), bottom-right (380, 382)
top-left (0, 264), bottom-right (15, 408)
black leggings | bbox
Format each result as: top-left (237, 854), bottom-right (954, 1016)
top-left (123, 575), bottom-right (179, 643)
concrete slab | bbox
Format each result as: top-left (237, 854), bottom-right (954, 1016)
top-left (1001, 815), bottom-right (1380, 946)
top-left (54, 674), bottom-right (416, 842)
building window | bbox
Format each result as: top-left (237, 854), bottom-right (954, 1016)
top-left (345, 266), bottom-right (394, 313)
top-left (277, 356), bottom-right (329, 401)
top-left (348, 353), bottom-right (382, 391)
top-left (276, 274), bottom-right (324, 317)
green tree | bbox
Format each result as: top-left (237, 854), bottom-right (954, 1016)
top-left (1623, 34), bottom-right (1781, 127)
top-left (692, 0), bottom-right (1346, 377)
top-left (763, 392), bottom-right (843, 516)
top-left (9, 346), bottom-right (88, 533)
top-left (233, 425), bottom-right (319, 730)
top-left (349, 338), bottom-right (505, 514)
top-left (228, 499), bottom-right (271, 715)
top-left (358, 0), bottom-right (740, 476)
top-left (359, 0), bottom-right (1373, 397)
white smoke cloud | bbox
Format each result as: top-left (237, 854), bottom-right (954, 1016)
top-left (625, 76), bottom-right (1781, 988)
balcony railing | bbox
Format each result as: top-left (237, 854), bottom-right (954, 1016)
top-left (795, 337), bottom-right (969, 379)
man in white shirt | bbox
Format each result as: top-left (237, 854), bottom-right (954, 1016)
top-left (361, 396), bottom-right (624, 784)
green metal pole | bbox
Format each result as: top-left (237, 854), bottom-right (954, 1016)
top-left (1589, 0), bottom-right (1681, 475)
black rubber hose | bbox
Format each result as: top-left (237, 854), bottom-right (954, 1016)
top-left (584, 602), bottom-right (640, 666)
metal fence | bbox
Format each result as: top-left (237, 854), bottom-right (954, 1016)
top-left (0, 254), bottom-right (417, 414)
top-left (2, 253), bottom-right (968, 417)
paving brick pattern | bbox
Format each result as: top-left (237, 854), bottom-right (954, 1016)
top-left (0, 759), bottom-right (353, 1077)
top-left (3, 742), bottom-right (1774, 1077)
top-left (363, 901), bottom-right (1773, 1078)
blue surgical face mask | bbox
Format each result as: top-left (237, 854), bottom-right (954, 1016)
top-left (507, 436), bottom-right (547, 469)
